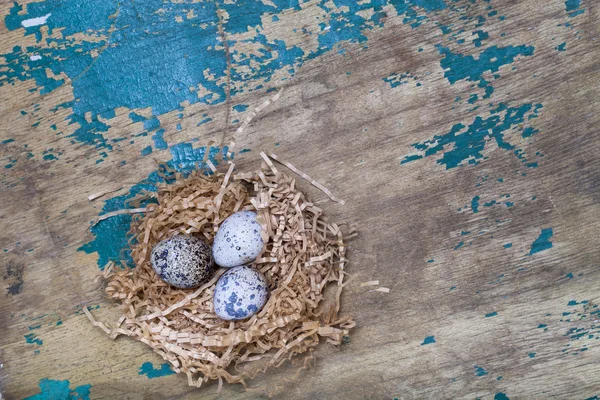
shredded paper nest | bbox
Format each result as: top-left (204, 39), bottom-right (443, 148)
top-left (86, 152), bottom-right (355, 390)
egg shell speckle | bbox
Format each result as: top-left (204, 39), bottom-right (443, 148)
top-left (150, 235), bottom-right (214, 289)
top-left (212, 211), bottom-right (263, 268)
top-left (213, 266), bottom-right (269, 321)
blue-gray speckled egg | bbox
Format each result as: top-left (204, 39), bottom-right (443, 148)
top-left (150, 235), bottom-right (214, 289)
top-left (212, 211), bottom-right (263, 268)
top-left (213, 266), bottom-right (269, 321)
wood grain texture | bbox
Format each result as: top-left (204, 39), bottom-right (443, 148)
top-left (1, 0), bottom-right (599, 398)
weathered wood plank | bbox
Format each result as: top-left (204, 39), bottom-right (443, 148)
top-left (1, 0), bottom-right (599, 398)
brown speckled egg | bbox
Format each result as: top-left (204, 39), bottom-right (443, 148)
top-left (150, 235), bottom-right (214, 289)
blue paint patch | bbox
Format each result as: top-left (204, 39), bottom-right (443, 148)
top-left (474, 365), bottom-right (488, 376)
top-left (453, 241), bottom-right (464, 250)
top-left (383, 72), bottom-right (415, 88)
top-left (24, 333), bottom-right (43, 345)
top-left (555, 42), bottom-right (566, 52)
top-left (143, 117), bottom-right (160, 132)
top-left (436, 44), bottom-right (534, 99)
top-left (138, 362), bottom-right (176, 379)
top-left (503, 243), bottom-right (512, 248)
top-left (233, 104), bottom-right (249, 112)
top-left (421, 335), bottom-right (436, 345)
top-left (485, 311), bottom-right (497, 318)
top-left (401, 103), bottom-right (541, 169)
top-left (494, 393), bottom-right (510, 400)
top-left (565, 0), bottom-right (585, 17)
top-left (128, 112), bottom-right (145, 123)
top-left (141, 146), bottom-right (153, 156)
top-left (401, 154), bottom-right (423, 164)
top-left (529, 228), bottom-right (553, 256)
top-left (1, 138), bottom-right (15, 144)
top-left (152, 129), bottom-right (168, 150)
top-left (24, 378), bottom-right (91, 400)
top-left (528, 352), bottom-right (536, 358)
top-left (471, 195), bottom-right (480, 213)
top-left (472, 30), bottom-right (489, 47)
top-left (565, 272), bottom-right (574, 279)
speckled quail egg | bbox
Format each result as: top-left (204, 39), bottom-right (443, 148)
top-left (213, 266), bottom-right (269, 321)
top-left (212, 211), bottom-right (263, 268)
top-left (150, 235), bottom-right (214, 289)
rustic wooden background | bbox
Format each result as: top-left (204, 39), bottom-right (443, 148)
top-left (1, 0), bottom-right (599, 398)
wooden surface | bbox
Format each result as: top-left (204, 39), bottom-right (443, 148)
top-left (1, 0), bottom-right (599, 398)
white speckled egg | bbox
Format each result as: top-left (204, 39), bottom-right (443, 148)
top-left (150, 235), bottom-right (215, 289)
top-left (213, 266), bottom-right (269, 320)
top-left (212, 211), bottom-right (263, 268)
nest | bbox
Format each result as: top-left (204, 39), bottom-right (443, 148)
top-left (85, 153), bottom-right (355, 390)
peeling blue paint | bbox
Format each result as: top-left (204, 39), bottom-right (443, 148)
top-left (472, 30), bottom-right (489, 47)
top-left (421, 335), bottom-right (436, 345)
top-left (529, 228), bottom-right (553, 255)
top-left (1, 0), bottom-right (459, 159)
top-left (485, 311), bottom-right (497, 318)
top-left (138, 362), bottom-right (176, 379)
top-left (141, 146), bottom-right (153, 156)
top-left (401, 103), bottom-right (542, 169)
top-left (471, 195), bottom-right (480, 213)
top-left (565, 0), bottom-right (585, 17)
top-left (25, 378), bottom-right (91, 400)
top-left (233, 104), bottom-right (248, 112)
top-left (436, 44), bottom-right (534, 99)
top-left (152, 129), bottom-right (168, 150)
top-left (474, 365), bottom-right (488, 376)
top-left (25, 333), bottom-right (43, 345)
top-left (383, 72), bottom-right (415, 88)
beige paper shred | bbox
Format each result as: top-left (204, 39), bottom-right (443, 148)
top-left (227, 88), bottom-right (284, 159)
top-left (87, 158), bottom-right (355, 389)
top-left (369, 287), bottom-right (391, 293)
top-left (266, 152), bottom-right (345, 205)
top-left (360, 280), bottom-right (379, 287)
top-left (93, 207), bottom-right (149, 225)
top-left (205, 159), bottom-right (217, 173)
top-left (88, 188), bottom-right (121, 202)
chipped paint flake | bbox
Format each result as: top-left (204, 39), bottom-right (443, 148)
top-left (21, 13), bottom-right (51, 28)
